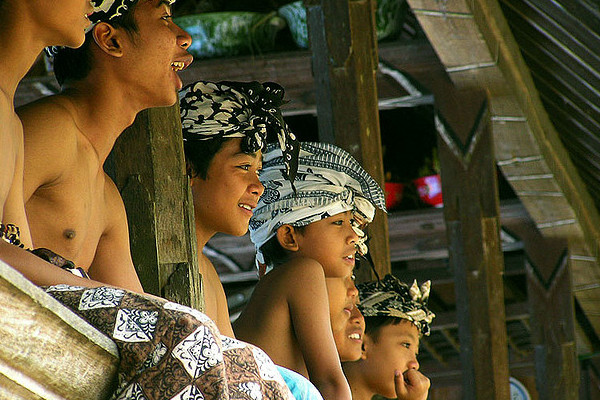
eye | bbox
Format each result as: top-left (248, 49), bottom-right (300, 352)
top-left (238, 164), bottom-right (251, 171)
top-left (256, 168), bottom-right (262, 177)
top-left (402, 342), bottom-right (411, 349)
top-left (332, 219), bottom-right (344, 226)
top-left (351, 274), bottom-right (356, 281)
top-left (161, 13), bottom-right (173, 21)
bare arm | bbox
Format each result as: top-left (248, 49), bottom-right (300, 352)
top-left (86, 177), bottom-right (144, 293)
top-left (287, 258), bottom-right (352, 400)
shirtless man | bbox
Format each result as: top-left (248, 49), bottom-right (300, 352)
top-left (19, 0), bottom-right (193, 292)
top-left (0, 0), bottom-right (98, 287)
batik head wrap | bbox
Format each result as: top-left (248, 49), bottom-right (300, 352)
top-left (357, 274), bottom-right (435, 336)
top-left (249, 141), bottom-right (386, 275)
top-left (179, 80), bottom-right (299, 183)
top-left (46, 0), bottom-right (176, 57)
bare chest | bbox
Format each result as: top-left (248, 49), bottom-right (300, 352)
top-left (27, 149), bottom-right (109, 268)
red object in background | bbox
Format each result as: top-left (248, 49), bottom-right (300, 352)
top-left (384, 182), bottom-right (405, 210)
top-left (414, 174), bottom-right (443, 208)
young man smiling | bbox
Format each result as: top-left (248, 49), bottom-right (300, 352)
top-left (19, 0), bottom-right (193, 291)
top-left (342, 274), bottom-right (436, 400)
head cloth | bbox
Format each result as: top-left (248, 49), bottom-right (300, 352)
top-left (357, 274), bottom-right (435, 336)
top-left (179, 80), bottom-right (299, 183)
top-left (249, 141), bottom-right (386, 275)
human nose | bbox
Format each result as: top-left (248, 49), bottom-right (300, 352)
top-left (249, 174), bottom-right (264, 197)
top-left (347, 280), bottom-right (358, 299)
top-left (347, 223), bottom-right (359, 244)
top-left (407, 355), bottom-right (420, 371)
top-left (174, 23), bottom-right (192, 50)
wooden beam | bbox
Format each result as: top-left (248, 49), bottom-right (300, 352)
top-left (0, 260), bottom-right (118, 399)
top-left (436, 89), bottom-right (510, 399)
top-left (107, 105), bottom-right (203, 310)
top-left (405, 0), bottom-right (600, 340)
top-left (304, 0), bottom-right (391, 282)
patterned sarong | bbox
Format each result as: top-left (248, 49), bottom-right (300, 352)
top-left (44, 285), bottom-right (294, 400)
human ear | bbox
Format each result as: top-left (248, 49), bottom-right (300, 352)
top-left (92, 23), bottom-right (124, 57)
top-left (276, 225), bottom-right (300, 252)
top-left (361, 335), bottom-right (372, 360)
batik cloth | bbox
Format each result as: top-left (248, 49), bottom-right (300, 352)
top-left (46, 0), bottom-right (177, 56)
top-left (357, 274), bottom-right (435, 336)
top-left (44, 285), bottom-right (295, 400)
top-left (0, 223), bottom-right (25, 248)
top-left (249, 141), bottom-right (386, 273)
top-left (179, 80), bottom-right (299, 184)
top-left (276, 366), bottom-right (324, 400)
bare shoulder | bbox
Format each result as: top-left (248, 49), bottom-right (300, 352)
top-left (280, 257), bottom-right (325, 283)
top-left (103, 174), bottom-right (128, 223)
top-left (18, 95), bottom-right (78, 147)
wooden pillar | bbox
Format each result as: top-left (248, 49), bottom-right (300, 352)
top-left (305, 0), bottom-right (391, 282)
top-left (436, 89), bottom-right (510, 400)
top-left (504, 219), bottom-right (579, 399)
top-left (107, 104), bottom-right (203, 310)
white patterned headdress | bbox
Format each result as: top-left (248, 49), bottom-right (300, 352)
top-left (249, 142), bottom-right (386, 275)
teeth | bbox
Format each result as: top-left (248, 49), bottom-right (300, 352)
top-left (238, 204), bottom-right (252, 211)
top-left (348, 333), bottom-right (361, 340)
top-left (171, 61), bottom-right (185, 71)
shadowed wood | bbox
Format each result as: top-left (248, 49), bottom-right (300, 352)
top-left (436, 90), bottom-right (510, 400)
top-left (0, 260), bottom-right (118, 400)
top-left (107, 104), bottom-right (203, 310)
top-left (406, 0), bottom-right (600, 343)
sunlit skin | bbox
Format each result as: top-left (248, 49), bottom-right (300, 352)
top-left (329, 275), bottom-right (365, 362)
top-left (343, 320), bottom-right (430, 400)
top-left (190, 137), bottom-right (263, 336)
top-left (0, 0), bottom-right (105, 288)
top-left (17, 0), bottom-right (192, 291)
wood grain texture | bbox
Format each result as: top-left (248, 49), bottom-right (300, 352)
top-left (0, 260), bottom-right (118, 400)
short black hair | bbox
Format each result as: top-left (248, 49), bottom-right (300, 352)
top-left (184, 137), bottom-right (229, 179)
top-left (53, 1), bottom-right (140, 86)
top-left (364, 316), bottom-right (408, 343)
top-left (259, 225), bottom-right (306, 270)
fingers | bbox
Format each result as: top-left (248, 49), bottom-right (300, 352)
top-left (395, 369), bottom-right (431, 400)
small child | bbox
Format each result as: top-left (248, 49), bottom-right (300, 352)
top-left (234, 141), bottom-right (386, 400)
top-left (342, 274), bottom-right (436, 400)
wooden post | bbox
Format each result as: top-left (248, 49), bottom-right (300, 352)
top-left (305, 0), bottom-right (391, 282)
top-left (436, 89), bottom-right (510, 399)
top-left (503, 219), bottom-right (579, 399)
top-left (107, 104), bottom-right (203, 310)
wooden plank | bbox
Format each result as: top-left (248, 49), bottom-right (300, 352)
top-left (0, 260), bottom-right (118, 400)
top-left (304, 0), bottom-right (391, 282)
top-left (436, 89), bottom-right (510, 400)
top-left (107, 105), bottom-right (203, 310)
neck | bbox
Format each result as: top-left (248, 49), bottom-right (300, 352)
top-left (0, 16), bottom-right (47, 99)
top-left (194, 216), bottom-right (216, 251)
top-left (342, 363), bottom-right (375, 400)
top-left (60, 75), bottom-right (146, 164)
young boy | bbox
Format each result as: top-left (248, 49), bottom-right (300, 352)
top-left (180, 79), bottom-right (298, 337)
top-left (19, 0), bottom-right (194, 292)
top-left (330, 275), bottom-right (365, 363)
top-left (181, 79), bottom-right (325, 400)
top-left (342, 274), bottom-right (436, 400)
top-left (234, 141), bottom-right (387, 400)
top-left (0, 0), bottom-right (95, 288)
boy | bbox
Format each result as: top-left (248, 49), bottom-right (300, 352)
top-left (181, 79), bottom-right (325, 400)
top-left (0, 0), bottom-right (94, 288)
top-left (342, 274), bottom-right (436, 400)
top-left (180, 79), bottom-right (298, 337)
top-left (331, 276), bottom-right (365, 363)
top-left (19, 0), bottom-right (193, 291)
top-left (235, 141), bottom-right (387, 400)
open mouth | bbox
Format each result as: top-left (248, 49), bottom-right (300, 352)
top-left (171, 61), bottom-right (185, 72)
top-left (238, 203), bottom-right (253, 211)
top-left (348, 332), bottom-right (362, 340)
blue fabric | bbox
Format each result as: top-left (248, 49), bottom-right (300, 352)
top-left (276, 366), bottom-right (324, 400)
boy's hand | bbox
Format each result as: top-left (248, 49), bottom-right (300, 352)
top-left (394, 368), bottom-right (430, 400)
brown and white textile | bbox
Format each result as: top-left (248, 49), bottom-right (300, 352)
top-left (44, 285), bottom-right (294, 400)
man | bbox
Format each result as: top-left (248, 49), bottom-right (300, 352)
top-left (0, 0), bottom-right (97, 286)
top-left (342, 274), bottom-right (436, 400)
top-left (19, 0), bottom-right (193, 292)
